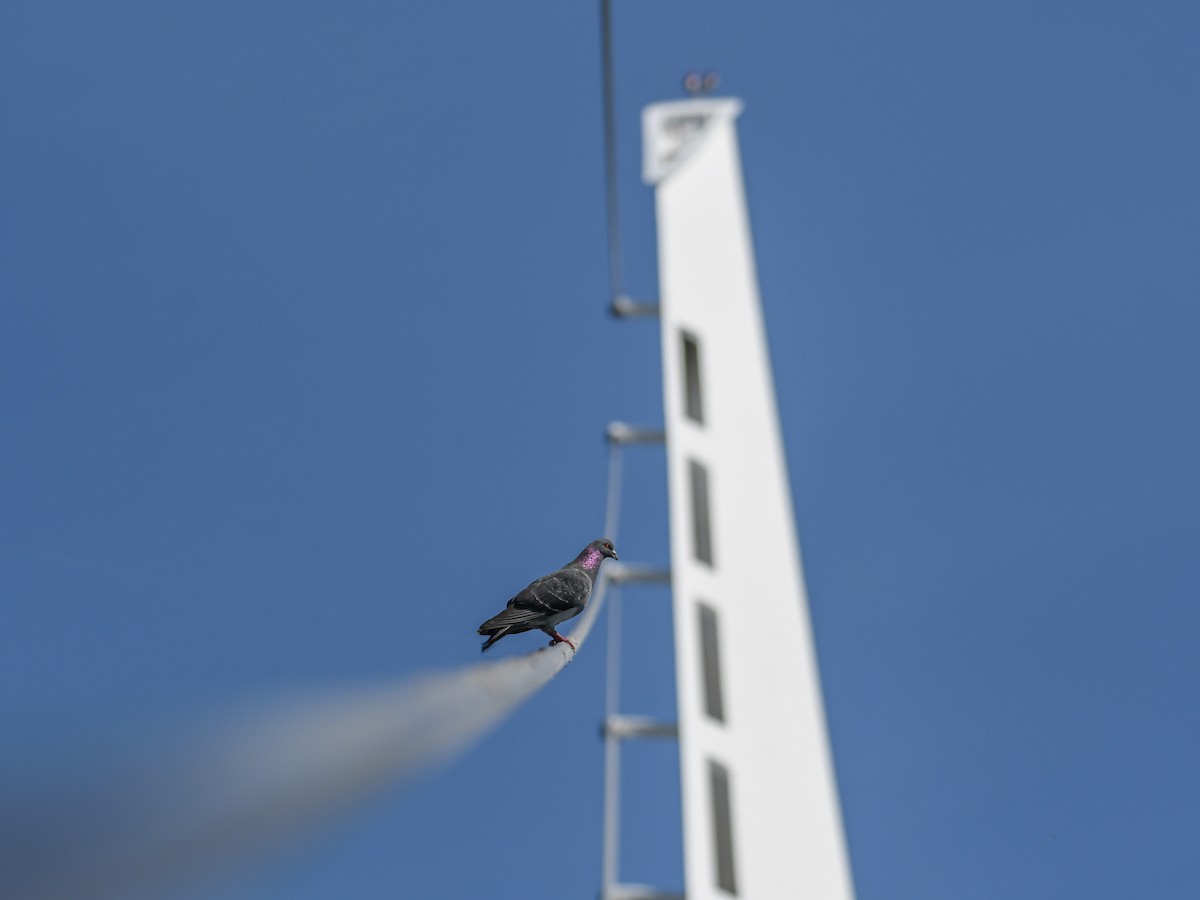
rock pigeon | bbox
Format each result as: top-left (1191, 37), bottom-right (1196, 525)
top-left (478, 539), bottom-right (618, 652)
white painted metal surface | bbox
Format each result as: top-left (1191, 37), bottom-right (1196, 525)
top-left (646, 98), bottom-right (855, 899)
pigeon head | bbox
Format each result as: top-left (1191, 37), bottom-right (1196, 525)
top-left (576, 538), bottom-right (618, 571)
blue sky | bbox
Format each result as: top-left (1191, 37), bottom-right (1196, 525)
top-left (3, 2), bottom-right (1199, 898)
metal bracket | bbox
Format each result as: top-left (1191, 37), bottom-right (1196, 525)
top-left (610, 295), bottom-right (661, 318)
top-left (603, 714), bottom-right (679, 740)
top-left (605, 885), bottom-right (686, 900)
top-left (606, 421), bottom-right (666, 445)
top-left (607, 563), bottom-right (671, 586)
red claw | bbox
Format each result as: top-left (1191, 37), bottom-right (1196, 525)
top-left (547, 631), bottom-right (577, 651)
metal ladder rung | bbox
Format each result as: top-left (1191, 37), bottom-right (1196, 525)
top-left (607, 563), bottom-right (671, 585)
top-left (610, 295), bottom-right (661, 318)
top-left (603, 714), bottom-right (678, 740)
top-left (604, 885), bottom-right (685, 900)
top-left (606, 421), bottom-right (666, 445)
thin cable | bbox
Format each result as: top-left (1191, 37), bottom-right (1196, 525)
top-left (599, 0), bottom-right (623, 304)
top-left (604, 436), bottom-right (625, 544)
top-left (602, 581), bottom-right (622, 897)
top-left (601, 436), bottom-right (625, 898)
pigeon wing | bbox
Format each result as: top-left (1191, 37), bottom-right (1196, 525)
top-left (487, 568), bottom-right (588, 623)
top-left (477, 568), bottom-right (593, 634)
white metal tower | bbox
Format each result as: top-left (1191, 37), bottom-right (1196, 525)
top-left (601, 97), bottom-right (855, 899)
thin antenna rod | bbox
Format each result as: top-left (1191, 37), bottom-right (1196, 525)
top-left (601, 437), bottom-right (625, 897)
top-left (602, 581), bottom-right (623, 896)
top-left (599, 0), bottom-right (623, 306)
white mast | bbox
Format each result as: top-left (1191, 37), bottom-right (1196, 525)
top-left (647, 96), bottom-right (855, 899)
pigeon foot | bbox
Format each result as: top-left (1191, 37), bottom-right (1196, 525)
top-left (547, 632), bottom-right (577, 651)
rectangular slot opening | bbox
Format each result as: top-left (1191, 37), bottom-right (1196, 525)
top-left (688, 459), bottom-right (714, 566)
top-left (708, 759), bottom-right (739, 895)
top-left (697, 602), bottom-right (726, 723)
top-left (682, 331), bottom-right (704, 424)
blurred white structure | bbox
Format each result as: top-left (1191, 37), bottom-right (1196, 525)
top-left (602, 98), bottom-right (854, 899)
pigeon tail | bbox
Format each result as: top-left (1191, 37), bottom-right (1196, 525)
top-left (480, 625), bottom-right (510, 652)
